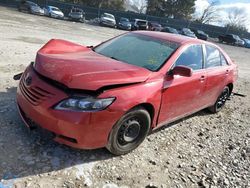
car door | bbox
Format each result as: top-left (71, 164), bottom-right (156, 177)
top-left (202, 45), bottom-right (230, 106)
top-left (158, 44), bottom-right (207, 125)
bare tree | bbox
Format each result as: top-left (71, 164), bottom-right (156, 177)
top-left (195, 1), bottom-right (220, 24)
top-left (225, 7), bottom-right (248, 33)
top-left (227, 8), bottom-right (247, 27)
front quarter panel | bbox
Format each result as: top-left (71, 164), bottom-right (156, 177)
top-left (99, 75), bottom-right (164, 128)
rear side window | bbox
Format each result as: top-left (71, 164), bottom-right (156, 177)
top-left (174, 45), bottom-right (203, 70)
top-left (205, 46), bottom-right (221, 68)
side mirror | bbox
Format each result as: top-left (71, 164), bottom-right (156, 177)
top-left (170, 65), bottom-right (193, 77)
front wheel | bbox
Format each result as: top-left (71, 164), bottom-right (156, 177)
top-left (106, 107), bottom-right (151, 155)
top-left (208, 86), bottom-right (230, 113)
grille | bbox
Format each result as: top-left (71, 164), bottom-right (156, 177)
top-left (19, 76), bottom-right (54, 105)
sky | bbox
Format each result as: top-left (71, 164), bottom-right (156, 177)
top-left (220, 0), bottom-right (250, 3)
top-left (194, 0), bottom-right (250, 30)
top-left (128, 0), bottom-right (250, 30)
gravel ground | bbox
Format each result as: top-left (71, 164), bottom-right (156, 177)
top-left (0, 6), bottom-right (249, 188)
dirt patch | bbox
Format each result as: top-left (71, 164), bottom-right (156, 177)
top-left (12, 36), bottom-right (46, 44)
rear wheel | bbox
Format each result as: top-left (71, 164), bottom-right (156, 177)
top-left (208, 86), bottom-right (230, 113)
top-left (106, 107), bottom-right (151, 155)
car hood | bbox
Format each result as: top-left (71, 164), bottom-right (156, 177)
top-left (34, 39), bottom-right (151, 91)
top-left (102, 17), bottom-right (115, 22)
top-left (51, 10), bottom-right (63, 15)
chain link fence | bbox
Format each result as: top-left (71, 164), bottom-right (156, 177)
top-left (1, 0), bottom-right (250, 39)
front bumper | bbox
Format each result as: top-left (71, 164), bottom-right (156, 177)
top-left (51, 13), bottom-right (64, 19)
top-left (101, 21), bottom-right (116, 27)
top-left (31, 9), bottom-right (44, 15)
top-left (118, 24), bottom-right (131, 30)
top-left (16, 65), bottom-right (120, 149)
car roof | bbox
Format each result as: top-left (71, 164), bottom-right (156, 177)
top-left (133, 31), bottom-right (209, 45)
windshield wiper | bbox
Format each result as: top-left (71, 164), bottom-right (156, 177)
top-left (109, 56), bottom-right (119, 61)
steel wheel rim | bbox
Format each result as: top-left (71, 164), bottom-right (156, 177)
top-left (118, 118), bottom-right (141, 145)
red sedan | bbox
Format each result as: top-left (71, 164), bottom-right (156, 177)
top-left (16, 31), bottom-right (237, 155)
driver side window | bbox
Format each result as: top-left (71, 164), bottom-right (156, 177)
top-left (175, 45), bottom-right (203, 70)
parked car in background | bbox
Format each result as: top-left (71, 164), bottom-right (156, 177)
top-left (218, 34), bottom-right (244, 46)
top-left (234, 35), bottom-right (245, 46)
top-left (180, 28), bottom-right (197, 38)
top-left (131, 19), bottom-right (148, 30)
top-left (44, 6), bottom-right (64, 19)
top-left (161, 27), bottom-right (179, 34)
top-left (100, 13), bottom-right (116, 28)
top-left (148, 22), bottom-right (162, 31)
top-left (243, 38), bottom-right (250, 48)
top-left (68, 7), bottom-right (85, 22)
top-left (117, 17), bottom-right (131, 30)
top-left (193, 30), bottom-right (208, 40)
top-left (18, 0), bottom-right (44, 15)
top-left (16, 31), bottom-right (237, 155)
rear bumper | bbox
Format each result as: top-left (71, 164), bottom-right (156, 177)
top-left (16, 65), bottom-right (120, 149)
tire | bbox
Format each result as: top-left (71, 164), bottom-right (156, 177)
top-left (106, 107), bottom-right (151, 155)
top-left (208, 86), bottom-right (230, 113)
top-left (80, 18), bottom-right (85, 23)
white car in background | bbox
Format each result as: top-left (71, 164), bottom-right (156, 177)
top-left (44, 6), bottom-right (64, 19)
top-left (100, 13), bottom-right (116, 28)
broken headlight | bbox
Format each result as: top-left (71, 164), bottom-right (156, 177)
top-left (54, 97), bottom-right (115, 112)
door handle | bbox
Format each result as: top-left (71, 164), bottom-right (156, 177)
top-left (199, 75), bottom-right (205, 82)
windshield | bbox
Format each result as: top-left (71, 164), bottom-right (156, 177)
top-left (103, 14), bottom-right (114, 19)
top-left (183, 28), bottom-right (193, 34)
top-left (234, 35), bottom-right (240, 40)
top-left (72, 9), bottom-right (82, 13)
top-left (197, 30), bottom-right (205, 34)
top-left (93, 33), bottom-right (179, 71)
top-left (137, 21), bottom-right (147, 25)
top-left (244, 39), bottom-right (250, 43)
top-left (51, 7), bottom-right (60, 11)
top-left (169, 28), bottom-right (178, 33)
top-left (151, 23), bottom-right (161, 27)
top-left (120, 18), bottom-right (129, 22)
top-left (28, 2), bottom-right (37, 6)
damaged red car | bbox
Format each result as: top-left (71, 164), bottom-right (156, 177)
top-left (16, 31), bottom-right (237, 155)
